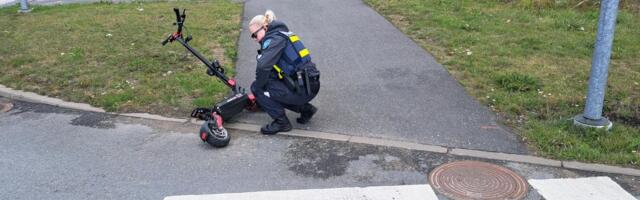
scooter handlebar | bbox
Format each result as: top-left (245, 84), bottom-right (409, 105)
top-left (162, 8), bottom-right (185, 46)
top-left (173, 8), bottom-right (185, 34)
top-left (173, 8), bottom-right (181, 23)
top-left (161, 34), bottom-right (172, 46)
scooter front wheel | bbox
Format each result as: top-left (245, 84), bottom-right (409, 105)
top-left (199, 113), bottom-right (230, 147)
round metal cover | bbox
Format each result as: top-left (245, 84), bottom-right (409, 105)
top-left (429, 160), bottom-right (528, 200)
top-left (0, 99), bottom-right (13, 113)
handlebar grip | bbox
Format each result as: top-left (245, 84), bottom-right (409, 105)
top-left (161, 34), bottom-right (172, 46)
top-left (173, 8), bottom-right (180, 23)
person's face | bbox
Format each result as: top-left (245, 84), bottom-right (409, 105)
top-left (249, 24), bottom-right (266, 42)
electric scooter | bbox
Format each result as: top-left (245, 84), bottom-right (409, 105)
top-left (161, 8), bottom-right (255, 148)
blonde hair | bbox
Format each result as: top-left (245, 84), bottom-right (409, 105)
top-left (249, 10), bottom-right (276, 28)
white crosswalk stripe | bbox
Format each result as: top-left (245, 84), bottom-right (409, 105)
top-left (528, 176), bottom-right (637, 200)
top-left (164, 184), bottom-right (439, 200)
top-left (166, 177), bottom-right (639, 200)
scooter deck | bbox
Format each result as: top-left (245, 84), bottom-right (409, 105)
top-left (214, 93), bottom-right (251, 120)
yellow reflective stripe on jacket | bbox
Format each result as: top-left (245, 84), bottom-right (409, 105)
top-left (273, 64), bottom-right (284, 79)
top-left (289, 35), bottom-right (299, 43)
top-left (286, 33), bottom-right (309, 58)
top-left (299, 49), bottom-right (309, 58)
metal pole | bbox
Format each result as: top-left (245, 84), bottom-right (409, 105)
top-left (19, 0), bottom-right (31, 13)
top-left (574, 0), bottom-right (619, 130)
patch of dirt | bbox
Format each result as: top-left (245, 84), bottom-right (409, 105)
top-left (606, 104), bottom-right (640, 128)
top-left (387, 14), bottom-right (409, 28)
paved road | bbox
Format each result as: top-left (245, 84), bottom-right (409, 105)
top-left (1, 100), bottom-right (639, 199)
top-left (0, 101), bottom-right (424, 199)
top-left (233, 0), bottom-right (527, 154)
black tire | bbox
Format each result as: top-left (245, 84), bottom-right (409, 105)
top-left (199, 119), bottom-right (230, 148)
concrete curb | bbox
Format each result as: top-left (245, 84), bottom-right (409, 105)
top-left (563, 161), bottom-right (640, 177)
top-left (221, 121), bottom-right (447, 153)
top-left (348, 135), bottom-right (448, 153)
top-left (120, 113), bottom-right (187, 123)
top-left (450, 148), bottom-right (562, 167)
top-left (1, 84), bottom-right (639, 177)
top-left (0, 84), bottom-right (187, 122)
top-left (0, 85), bottom-right (106, 113)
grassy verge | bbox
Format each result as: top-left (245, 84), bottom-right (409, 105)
top-left (364, 0), bottom-right (640, 167)
top-left (0, 0), bottom-right (242, 117)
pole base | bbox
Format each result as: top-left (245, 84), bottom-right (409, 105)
top-left (18, 9), bottom-right (32, 13)
top-left (573, 115), bottom-right (613, 131)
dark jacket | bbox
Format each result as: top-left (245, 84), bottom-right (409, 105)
top-left (254, 20), bottom-right (290, 90)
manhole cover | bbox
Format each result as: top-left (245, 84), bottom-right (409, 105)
top-left (0, 100), bottom-right (13, 113)
top-left (429, 160), bottom-right (528, 200)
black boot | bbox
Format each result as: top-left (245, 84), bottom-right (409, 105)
top-left (296, 104), bottom-right (317, 124)
top-left (261, 116), bottom-right (292, 135)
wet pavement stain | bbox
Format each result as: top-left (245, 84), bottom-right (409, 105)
top-left (9, 101), bottom-right (77, 115)
top-left (70, 112), bottom-right (115, 129)
top-left (285, 140), bottom-right (361, 179)
top-left (285, 139), bottom-right (449, 179)
top-left (5, 100), bottom-right (115, 129)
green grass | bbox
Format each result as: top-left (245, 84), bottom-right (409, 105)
top-left (0, 0), bottom-right (242, 116)
top-left (364, 0), bottom-right (640, 167)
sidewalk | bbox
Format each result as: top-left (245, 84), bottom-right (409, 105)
top-left (0, 0), bottom-right (15, 7)
top-left (234, 0), bottom-right (527, 154)
top-left (0, 0), bottom-right (135, 7)
top-left (1, 0), bottom-right (87, 7)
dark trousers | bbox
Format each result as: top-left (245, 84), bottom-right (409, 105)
top-left (251, 78), bottom-right (319, 120)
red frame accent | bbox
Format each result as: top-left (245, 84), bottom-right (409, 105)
top-left (228, 79), bottom-right (236, 87)
top-left (201, 132), bottom-right (207, 141)
top-left (171, 32), bottom-right (182, 41)
top-left (212, 112), bottom-right (223, 127)
top-left (245, 93), bottom-right (258, 111)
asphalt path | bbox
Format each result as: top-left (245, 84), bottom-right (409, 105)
top-left (233, 0), bottom-right (527, 154)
